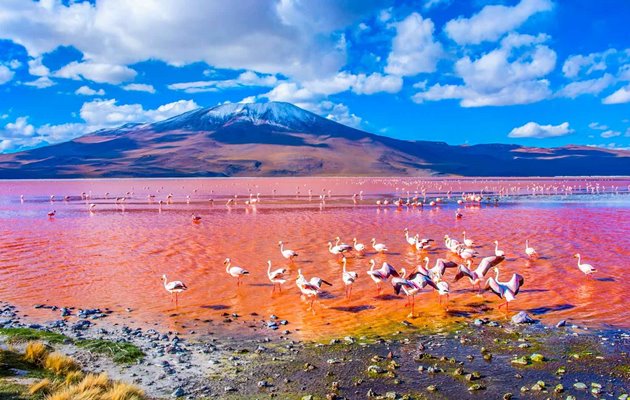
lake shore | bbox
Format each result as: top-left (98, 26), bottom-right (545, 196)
top-left (1, 299), bottom-right (628, 399)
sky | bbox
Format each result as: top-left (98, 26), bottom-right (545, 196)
top-left (0, 0), bottom-right (629, 154)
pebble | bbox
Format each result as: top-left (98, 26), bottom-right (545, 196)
top-left (511, 311), bottom-right (536, 324)
top-left (170, 388), bottom-right (185, 398)
top-left (573, 382), bottom-right (587, 390)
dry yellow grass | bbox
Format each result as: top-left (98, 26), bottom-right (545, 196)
top-left (28, 378), bottom-right (53, 395)
top-left (43, 352), bottom-right (80, 375)
top-left (102, 382), bottom-right (145, 400)
top-left (24, 341), bottom-right (50, 365)
top-left (75, 373), bottom-right (110, 393)
top-left (64, 370), bottom-right (85, 385)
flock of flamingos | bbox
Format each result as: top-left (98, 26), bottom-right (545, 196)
top-left (32, 187), bottom-right (600, 318)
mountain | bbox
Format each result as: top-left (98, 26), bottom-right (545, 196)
top-left (0, 102), bottom-right (628, 178)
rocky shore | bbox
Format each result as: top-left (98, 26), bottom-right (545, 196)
top-left (1, 300), bottom-right (628, 399)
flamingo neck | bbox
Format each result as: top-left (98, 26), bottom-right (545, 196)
top-left (576, 254), bottom-right (581, 266)
top-left (279, 243), bottom-right (284, 252)
top-left (400, 268), bottom-right (406, 278)
top-left (335, 238), bottom-right (340, 246)
top-left (267, 261), bottom-right (272, 274)
top-left (494, 268), bottom-right (500, 280)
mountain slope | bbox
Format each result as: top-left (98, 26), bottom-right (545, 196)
top-left (0, 102), bottom-right (628, 178)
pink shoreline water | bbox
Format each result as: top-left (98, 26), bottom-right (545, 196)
top-left (1, 177), bottom-right (629, 339)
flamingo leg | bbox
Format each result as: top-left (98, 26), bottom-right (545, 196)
top-left (175, 293), bottom-right (178, 307)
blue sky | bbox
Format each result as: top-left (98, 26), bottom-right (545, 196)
top-left (0, 0), bottom-right (629, 153)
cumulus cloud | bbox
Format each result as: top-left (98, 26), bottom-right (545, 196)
top-left (413, 33), bottom-right (556, 107)
top-left (444, 0), bottom-right (552, 45)
top-left (28, 56), bottom-right (49, 77)
top-left (562, 49), bottom-right (616, 78)
top-left (0, 65), bottom-right (14, 85)
top-left (602, 84), bottom-right (630, 104)
top-left (79, 98), bottom-right (199, 129)
top-left (557, 73), bottom-right (615, 98)
top-left (318, 101), bottom-right (362, 128)
top-left (385, 12), bottom-right (443, 76)
top-left (588, 122), bottom-right (608, 131)
top-left (600, 130), bottom-right (621, 138)
top-left (0, 0), bottom-right (383, 80)
top-left (168, 71), bottom-right (279, 93)
top-left (23, 76), bottom-right (55, 89)
top-left (54, 61), bottom-right (137, 84)
top-left (0, 98), bottom-right (200, 153)
top-left (122, 83), bottom-right (156, 93)
top-left (508, 121), bottom-right (573, 139)
top-left (75, 85), bottom-right (105, 96)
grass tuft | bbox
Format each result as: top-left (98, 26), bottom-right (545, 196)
top-left (24, 341), bottom-right (50, 365)
top-left (76, 339), bottom-right (144, 364)
top-left (102, 382), bottom-right (145, 400)
top-left (28, 377), bottom-right (53, 395)
top-left (43, 352), bottom-right (80, 375)
top-left (0, 328), bottom-right (68, 344)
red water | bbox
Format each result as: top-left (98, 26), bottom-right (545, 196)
top-left (0, 177), bottom-right (629, 339)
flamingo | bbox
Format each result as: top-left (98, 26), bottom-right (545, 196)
top-left (162, 274), bottom-right (188, 306)
top-left (191, 214), bottom-right (202, 223)
top-left (267, 260), bottom-right (288, 292)
top-left (89, 203), bottom-right (96, 211)
top-left (415, 237), bottom-right (434, 251)
top-left (455, 209), bottom-right (463, 219)
top-left (403, 228), bottom-right (417, 246)
top-left (224, 258), bottom-right (249, 285)
top-left (352, 238), bottom-right (365, 254)
top-left (454, 255), bottom-right (505, 292)
top-left (278, 241), bottom-right (298, 260)
top-left (328, 240), bottom-right (352, 256)
top-left (394, 269), bottom-right (438, 316)
top-left (494, 240), bottom-right (505, 257)
top-left (371, 238), bottom-right (388, 253)
top-left (341, 257), bottom-right (358, 298)
top-left (525, 240), bottom-right (537, 258)
top-left (47, 210), bottom-right (56, 218)
top-left (574, 253), bottom-right (596, 276)
top-left (484, 268), bottom-right (524, 315)
top-left (367, 260), bottom-right (400, 293)
top-left (462, 231), bottom-right (474, 248)
top-left (296, 269), bottom-right (331, 309)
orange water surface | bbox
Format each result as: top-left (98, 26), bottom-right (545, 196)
top-left (0, 177), bottom-right (629, 339)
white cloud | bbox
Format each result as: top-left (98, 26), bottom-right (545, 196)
top-left (122, 83), bottom-right (156, 93)
top-left (75, 85), bottom-right (105, 96)
top-left (444, 0), bottom-right (552, 45)
top-left (588, 122), bottom-right (608, 131)
top-left (600, 130), bottom-right (621, 139)
top-left (423, 0), bottom-right (451, 10)
top-left (562, 49), bottom-right (616, 78)
top-left (238, 96), bottom-right (256, 104)
top-left (602, 85), bottom-right (630, 104)
top-left (385, 12), bottom-right (443, 76)
top-left (79, 98), bottom-right (199, 129)
top-left (28, 56), bottom-right (49, 77)
top-left (23, 76), bottom-right (55, 89)
top-left (0, 0), bottom-right (380, 80)
top-left (169, 71), bottom-right (279, 93)
top-left (318, 101), bottom-right (362, 128)
top-left (0, 65), bottom-right (15, 85)
top-left (413, 33), bottom-right (556, 107)
top-left (54, 61), bottom-right (137, 84)
top-left (508, 121), bottom-right (573, 139)
top-left (8, 59), bottom-right (21, 69)
top-left (557, 73), bottom-right (615, 98)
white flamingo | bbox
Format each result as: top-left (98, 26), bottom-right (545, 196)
top-left (494, 240), bottom-right (505, 257)
top-left (278, 241), bottom-right (298, 260)
top-left (371, 238), bottom-right (388, 253)
top-left (224, 258), bottom-right (249, 286)
top-left (403, 228), bottom-right (417, 246)
top-left (162, 274), bottom-right (188, 305)
top-left (296, 269), bottom-right (332, 309)
top-left (352, 238), bottom-right (365, 254)
top-left (484, 268), bottom-right (524, 315)
top-left (525, 240), bottom-right (537, 258)
top-left (462, 231), bottom-right (474, 247)
top-left (341, 257), bottom-right (359, 298)
top-left (574, 253), bottom-right (596, 276)
top-left (328, 240), bottom-right (352, 256)
top-left (367, 260), bottom-right (399, 294)
top-left (454, 256), bottom-right (505, 292)
top-left (267, 260), bottom-right (288, 292)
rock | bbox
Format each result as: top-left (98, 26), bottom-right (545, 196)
top-left (511, 356), bottom-right (530, 365)
top-left (618, 394), bottom-right (628, 400)
top-left (344, 336), bottom-right (355, 344)
top-left (171, 388), bottom-right (185, 398)
top-left (531, 381), bottom-right (545, 391)
top-left (473, 318), bottom-right (485, 326)
top-left (453, 367), bottom-right (464, 376)
top-left (556, 366), bottom-right (566, 375)
top-left (573, 382), bottom-right (587, 390)
top-left (566, 396), bottom-right (577, 400)
top-left (71, 320), bottom-right (91, 331)
top-left (468, 384), bottom-right (485, 391)
top-left (257, 380), bottom-right (271, 388)
top-left (511, 311), bottom-right (535, 324)
top-left (530, 353), bottom-right (545, 362)
top-left (556, 319), bottom-right (566, 327)
top-left (385, 392), bottom-right (399, 399)
top-left (223, 386), bottom-right (236, 392)
top-left (426, 385), bottom-right (437, 392)
top-left (366, 389), bottom-right (377, 398)
top-left (502, 393), bottom-right (513, 400)
top-left (554, 384), bottom-right (564, 394)
top-left (367, 365), bottom-right (384, 374)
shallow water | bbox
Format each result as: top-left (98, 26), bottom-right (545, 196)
top-left (0, 177), bottom-right (629, 339)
